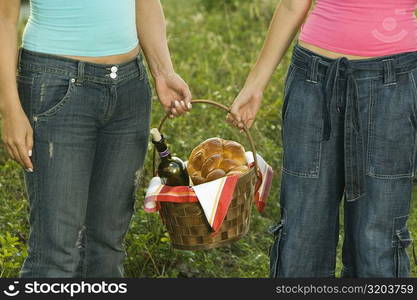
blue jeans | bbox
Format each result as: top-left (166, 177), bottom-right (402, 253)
top-left (270, 44), bottom-right (415, 278)
top-left (17, 48), bottom-right (152, 277)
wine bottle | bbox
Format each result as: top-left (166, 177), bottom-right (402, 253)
top-left (151, 128), bottom-right (190, 186)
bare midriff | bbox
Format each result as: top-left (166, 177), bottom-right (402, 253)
top-left (298, 40), bottom-right (374, 60)
top-left (61, 45), bottom-right (140, 65)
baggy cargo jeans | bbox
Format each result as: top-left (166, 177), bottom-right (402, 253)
top-left (270, 43), bottom-right (415, 278)
top-left (16, 48), bottom-right (152, 277)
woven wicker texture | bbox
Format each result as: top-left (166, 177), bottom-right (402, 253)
top-left (159, 167), bottom-right (258, 250)
top-left (154, 100), bottom-right (261, 250)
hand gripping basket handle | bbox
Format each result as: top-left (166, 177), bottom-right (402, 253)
top-left (152, 99), bottom-right (261, 180)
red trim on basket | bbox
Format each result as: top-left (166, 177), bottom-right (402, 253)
top-left (211, 175), bottom-right (239, 234)
top-left (155, 185), bottom-right (198, 203)
top-left (257, 166), bottom-right (273, 212)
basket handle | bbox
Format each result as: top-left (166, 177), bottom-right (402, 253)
top-left (152, 99), bottom-right (261, 180)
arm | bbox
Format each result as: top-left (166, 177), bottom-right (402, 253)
top-left (135, 0), bottom-right (192, 116)
top-left (0, 0), bottom-right (34, 171)
top-left (228, 0), bottom-right (312, 128)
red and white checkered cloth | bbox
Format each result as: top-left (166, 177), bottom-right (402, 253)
top-left (144, 152), bottom-right (273, 233)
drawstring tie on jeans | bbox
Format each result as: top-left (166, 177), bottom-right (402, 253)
top-left (322, 57), bottom-right (366, 201)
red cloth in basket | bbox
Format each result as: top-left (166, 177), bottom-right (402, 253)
top-left (145, 152), bottom-right (273, 233)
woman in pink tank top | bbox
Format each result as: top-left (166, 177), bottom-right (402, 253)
top-left (228, 0), bottom-right (417, 277)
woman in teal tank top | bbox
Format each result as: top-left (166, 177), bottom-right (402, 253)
top-left (0, 0), bottom-right (191, 278)
top-left (23, 0), bottom-right (139, 57)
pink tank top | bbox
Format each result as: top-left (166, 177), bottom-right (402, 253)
top-left (299, 0), bottom-right (417, 56)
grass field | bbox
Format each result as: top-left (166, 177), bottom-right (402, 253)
top-left (0, 0), bottom-right (416, 278)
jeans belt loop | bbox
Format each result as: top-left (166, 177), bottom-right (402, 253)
top-left (383, 58), bottom-right (396, 85)
top-left (76, 61), bottom-right (85, 85)
top-left (307, 56), bottom-right (320, 83)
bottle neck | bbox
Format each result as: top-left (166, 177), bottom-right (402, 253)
top-left (158, 148), bottom-right (171, 160)
top-left (152, 137), bottom-right (172, 160)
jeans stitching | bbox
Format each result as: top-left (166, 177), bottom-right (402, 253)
top-left (290, 67), bottom-right (417, 82)
top-left (20, 63), bottom-right (141, 85)
top-left (282, 70), bottom-right (322, 178)
top-left (282, 64), bottom-right (297, 122)
top-left (33, 132), bottom-right (41, 276)
top-left (18, 76), bottom-right (39, 276)
top-left (345, 116), bottom-right (354, 196)
top-left (137, 56), bottom-right (145, 80)
top-left (269, 208), bottom-right (286, 278)
top-left (143, 73), bottom-right (152, 103)
top-left (392, 215), bottom-right (411, 277)
top-left (282, 125), bottom-right (321, 179)
top-left (354, 79), bottom-right (364, 199)
top-left (392, 215), bottom-right (409, 247)
top-left (281, 168), bottom-right (319, 178)
top-left (16, 74), bottom-right (35, 85)
top-left (366, 78), bottom-right (414, 179)
top-left (34, 79), bottom-right (76, 119)
top-left (409, 72), bottom-right (417, 127)
top-left (366, 80), bottom-right (374, 177)
top-left (409, 72), bottom-right (417, 178)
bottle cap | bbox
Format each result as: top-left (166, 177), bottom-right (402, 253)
top-left (150, 128), bottom-right (162, 142)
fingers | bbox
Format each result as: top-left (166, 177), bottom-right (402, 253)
top-left (169, 99), bottom-right (191, 117)
top-left (232, 106), bottom-right (247, 129)
top-left (24, 131), bottom-right (34, 170)
top-left (226, 112), bottom-right (245, 130)
top-left (3, 136), bottom-right (34, 171)
top-left (175, 100), bottom-right (187, 114)
top-left (226, 109), bottom-right (255, 130)
top-left (16, 142), bottom-right (33, 171)
top-left (183, 86), bottom-right (192, 110)
top-left (169, 100), bottom-right (183, 116)
top-left (168, 85), bottom-right (192, 117)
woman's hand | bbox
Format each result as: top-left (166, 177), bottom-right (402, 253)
top-left (1, 108), bottom-right (34, 171)
top-left (154, 72), bottom-right (192, 117)
top-left (227, 88), bottom-right (263, 129)
top-left (226, 0), bottom-right (312, 129)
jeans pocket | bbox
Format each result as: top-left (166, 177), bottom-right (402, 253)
top-left (392, 215), bottom-right (412, 278)
top-left (281, 67), bottom-right (323, 178)
top-left (367, 74), bottom-right (417, 179)
top-left (31, 74), bottom-right (76, 119)
top-left (269, 222), bottom-right (284, 278)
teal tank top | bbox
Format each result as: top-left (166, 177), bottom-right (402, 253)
top-left (22, 0), bottom-right (138, 57)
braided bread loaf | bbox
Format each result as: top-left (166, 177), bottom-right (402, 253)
top-left (187, 137), bottom-right (249, 185)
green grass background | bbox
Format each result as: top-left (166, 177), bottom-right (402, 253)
top-left (0, 0), bottom-right (416, 277)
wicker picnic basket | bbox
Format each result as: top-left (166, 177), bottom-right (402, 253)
top-left (152, 99), bottom-right (261, 250)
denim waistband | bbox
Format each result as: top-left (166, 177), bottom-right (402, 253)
top-left (290, 43), bottom-right (417, 201)
top-left (17, 48), bottom-right (145, 85)
top-left (292, 43), bottom-right (417, 79)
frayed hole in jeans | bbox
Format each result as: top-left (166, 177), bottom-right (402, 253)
top-left (133, 168), bottom-right (143, 203)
